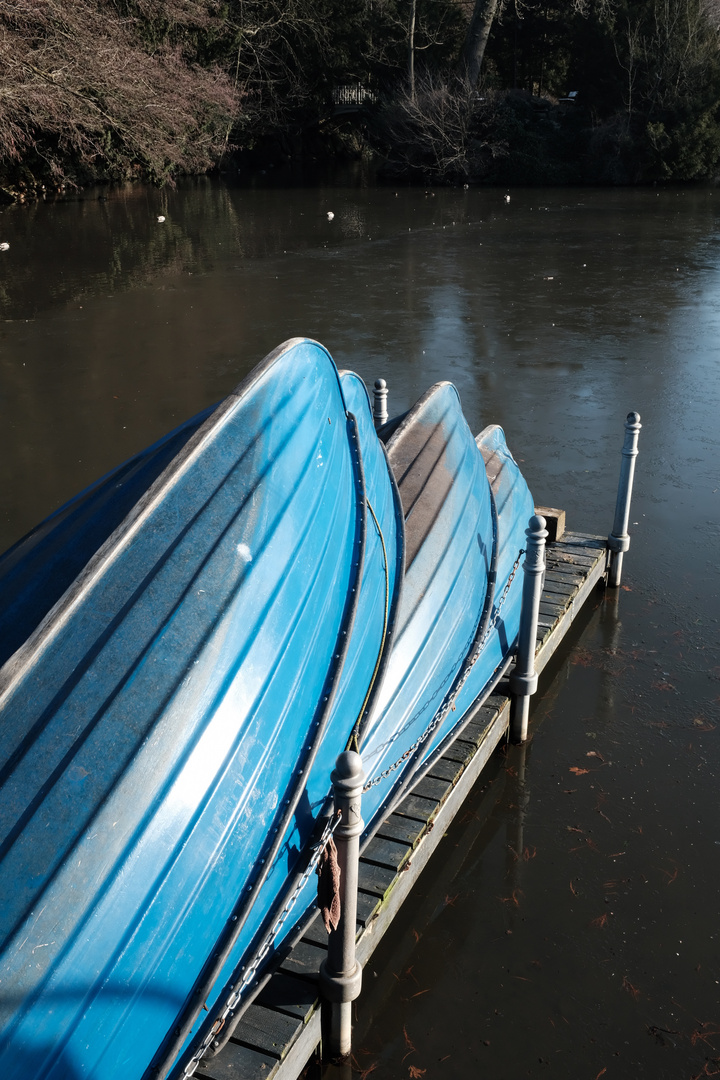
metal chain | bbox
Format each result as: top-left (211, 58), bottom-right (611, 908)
top-left (182, 810), bottom-right (342, 1078)
top-left (363, 549), bottom-right (525, 791)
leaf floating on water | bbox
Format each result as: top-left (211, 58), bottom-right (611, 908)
top-left (572, 647), bottom-right (595, 666)
top-left (689, 1021), bottom-right (720, 1049)
top-left (587, 750), bottom-right (606, 762)
top-left (622, 975), bottom-right (641, 999)
top-left (408, 1068), bottom-right (426, 1078)
top-left (591, 914), bottom-right (608, 928)
top-left (570, 766), bottom-right (590, 775)
top-left (692, 717), bottom-right (716, 731)
top-left (499, 888), bottom-right (523, 906)
top-left (658, 863), bottom-right (679, 885)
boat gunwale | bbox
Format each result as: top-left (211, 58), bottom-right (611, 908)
top-left (337, 370), bottom-right (408, 745)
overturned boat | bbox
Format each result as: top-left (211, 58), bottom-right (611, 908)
top-left (0, 339), bottom-right (532, 1080)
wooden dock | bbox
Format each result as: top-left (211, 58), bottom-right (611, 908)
top-left (195, 531), bottom-right (609, 1080)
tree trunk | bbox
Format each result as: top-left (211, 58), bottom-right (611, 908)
top-left (408, 0), bottom-right (417, 100)
top-left (458, 0), bottom-right (500, 86)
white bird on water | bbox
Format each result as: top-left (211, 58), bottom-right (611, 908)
top-left (327, 211), bottom-right (334, 220)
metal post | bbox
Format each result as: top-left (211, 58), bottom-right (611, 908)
top-left (372, 378), bottom-right (388, 430)
top-left (319, 751), bottom-right (364, 1060)
top-left (509, 514), bottom-right (547, 743)
top-left (607, 411), bottom-right (641, 588)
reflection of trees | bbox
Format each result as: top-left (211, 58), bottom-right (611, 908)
top-left (0, 180), bottom-right (245, 321)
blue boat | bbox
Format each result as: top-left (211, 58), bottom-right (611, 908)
top-left (0, 342), bottom-right (533, 1080)
top-left (358, 381), bottom-right (534, 833)
top-left (0, 339), bottom-right (403, 1080)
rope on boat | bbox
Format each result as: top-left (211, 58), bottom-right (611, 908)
top-left (362, 546), bottom-right (526, 792)
top-left (181, 810), bottom-right (343, 1078)
top-left (346, 495), bottom-right (390, 754)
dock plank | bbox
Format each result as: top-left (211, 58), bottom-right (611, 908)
top-left (301, 919), bottom-right (329, 948)
top-left (230, 1004), bottom-right (303, 1060)
top-left (356, 891), bottom-right (381, 925)
top-left (279, 941), bottom-right (326, 980)
top-left (357, 861), bottom-right (397, 897)
top-left (426, 757), bottom-right (463, 782)
top-left (362, 836), bottom-right (412, 871)
top-left (256, 972), bottom-right (319, 1021)
top-left (196, 1040), bottom-right (276, 1080)
top-left (412, 775), bottom-right (453, 801)
top-left (440, 741), bottom-right (476, 767)
top-left (374, 813), bottom-right (427, 846)
top-left (394, 793), bottom-right (439, 822)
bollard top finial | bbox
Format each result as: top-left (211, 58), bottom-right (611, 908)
top-left (626, 410), bottom-right (641, 426)
top-left (374, 378), bottom-right (387, 391)
top-left (528, 513), bottom-right (548, 538)
top-left (334, 749), bottom-right (364, 780)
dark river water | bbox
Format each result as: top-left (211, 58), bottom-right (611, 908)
top-left (1, 178), bottom-right (719, 1079)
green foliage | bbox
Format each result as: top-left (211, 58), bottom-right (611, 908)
top-left (480, 0), bottom-right (720, 182)
top-left (484, 91), bottom-right (588, 185)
